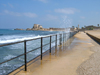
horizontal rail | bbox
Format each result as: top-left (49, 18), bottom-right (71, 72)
top-left (43, 43), bottom-right (50, 47)
top-left (26, 47), bottom-right (41, 54)
top-left (0, 53), bottom-right (24, 65)
top-left (51, 40), bottom-right (56, 43)
top-left (0, 41), bottom-right (24, 47)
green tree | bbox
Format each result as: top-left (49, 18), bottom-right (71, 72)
top-left (72, 26), bottom-right (75, 29)
top-left (81, 27), bottom-right (84, 29)
top-left (84, 25), bottom-right (86, 28)
top-left (98, 24), bottom-right (99, 27)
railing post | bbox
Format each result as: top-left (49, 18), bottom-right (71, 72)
top-left (60, 34), bottom-right (62, 45)
top-left (65, 33), bottom-right (68, 41)
top-left (50, 36), bottom-right (51, 53)
top-left (70, 32), bottom-right (71, 38)
top-left (65, 33), bottom-right (66, 41)
top-left (63, 33), bottom-right (64, 43)
top-left (59, 34), bottom-right (60, 45)
top-left (61, 34), bottom-right (62, 45)
top-left (41, 37), bottom-right (43, 60)
top-left (24, 40), bottom-right (27, 71)
top-left (55, 35), bottom-right (57, 48)
top-left (69, 32), bottom-right (70, 39)
top-left (64, 33), bottom-right (66, 41)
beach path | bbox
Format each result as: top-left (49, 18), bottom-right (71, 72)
top-left (11, 32), bottom-right (95, 75)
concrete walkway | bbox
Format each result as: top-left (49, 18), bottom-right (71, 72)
top-left (11, 32), bottom-right (98, 75)
top-left (77, 31), bottom-right (100, 75)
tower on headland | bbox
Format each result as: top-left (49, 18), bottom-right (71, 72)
top-left (78, 24), bottom-right (79, 29)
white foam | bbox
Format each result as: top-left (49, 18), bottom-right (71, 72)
top-left (4, 55), bottom-right (16, 60)
top-left (0, 62), bottom-right (10, 67)
top-left (0, 35), bottom-right (42, 44)
top-left (18, 58), bottom-right (24, 61)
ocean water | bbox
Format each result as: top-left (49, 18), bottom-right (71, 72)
top-left (0, 29), bottom-right (70, 75)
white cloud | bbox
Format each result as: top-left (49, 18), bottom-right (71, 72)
top-left (2, 3), bottom-right (14, 8)
top-left (3, 10), bottom-right (37, 18)
top-left (96, 12), bottom-right (99, 14)
top-left (80, 16), bottom-right (85, 19)
top-left (38, 0), bottom-right (48, 3)
top-left (23, 12), bottom-right (37, 18)
top-left (46, 10), bottom-right (52, 13)
top-left (55, 8), bottom-right (80, 14)
top-left (46, 14), bottom-right (58, 20)
top-left (4, 10), bottom-right (21, 16)
top-left (8, 3), bottom-right (14, 8)
top-left (0, 13), bottom-right (2, 15)
top-left (33, 0), bottom-right (48, 3)
top-left (2, 4), bottom-right (6, 7)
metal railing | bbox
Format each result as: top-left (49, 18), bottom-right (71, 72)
top-left (0, 31), bottom-right (78, 75)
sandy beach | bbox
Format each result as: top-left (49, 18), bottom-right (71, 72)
top-left (10, 32), bottom-right (100, 75)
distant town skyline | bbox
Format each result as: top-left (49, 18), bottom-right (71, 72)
top-left (0, 0), bottom-right (100, 29)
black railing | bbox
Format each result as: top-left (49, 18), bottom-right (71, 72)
top-left (0, 31), bottom-right (78, 75)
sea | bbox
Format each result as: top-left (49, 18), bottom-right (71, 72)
top-left (0, 29), bottom-right (70, 75)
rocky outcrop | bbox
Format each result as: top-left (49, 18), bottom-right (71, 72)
top-left (26, 28), bottom-right (32, 30)
top-left (14, 24), bottom-right (68, 31)
top-left (14, 28), bottom-right (24, 30)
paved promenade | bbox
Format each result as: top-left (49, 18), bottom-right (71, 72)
top-left (11, 32), bottom-right (100, 75)
top-left (77, 31), bottom-right (100, 75)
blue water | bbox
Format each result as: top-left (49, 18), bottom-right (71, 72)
top-left (0, 29), bottom-right (69, 75)
top-left (0, 29), bottom-right (59, 44)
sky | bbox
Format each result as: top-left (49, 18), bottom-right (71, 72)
top-left (0, 0), bottom-right (100, 29)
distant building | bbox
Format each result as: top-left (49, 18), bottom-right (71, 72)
top-left (32, 24), bottom-right (43, 30)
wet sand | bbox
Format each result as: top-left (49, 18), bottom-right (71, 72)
top-left (11, 32), bottom-right (96, 75)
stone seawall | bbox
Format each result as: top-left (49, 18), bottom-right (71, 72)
top-left (86, 33), bottom-right (100, 43)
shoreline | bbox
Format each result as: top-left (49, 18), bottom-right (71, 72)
top-left (14, 28), bottom-right (78, 32)
top-left (14, 29), bottom-right (70, 31)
